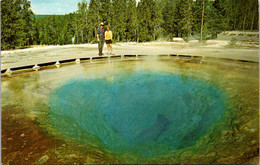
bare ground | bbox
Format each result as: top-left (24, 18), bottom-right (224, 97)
top-left (1, 40), bottom-right (259, 70)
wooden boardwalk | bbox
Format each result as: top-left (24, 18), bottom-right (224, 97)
top-left (1, 54), bottom-right (258, 74)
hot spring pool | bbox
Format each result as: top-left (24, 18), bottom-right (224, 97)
top-left (1, 56), bottom-right (259, 164)
top-left (49, 72), bottom-right (225, 157)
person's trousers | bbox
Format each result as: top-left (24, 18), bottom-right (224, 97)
top-left (98, 38), bottom-right (105, 54)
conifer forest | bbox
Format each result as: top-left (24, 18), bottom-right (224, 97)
top-left (1, 0), bottom-right (259, 50)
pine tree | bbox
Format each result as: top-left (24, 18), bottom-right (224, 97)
top-left (20, 0), bottom-right (34, 45)
top-left (99, 0), bottom-right (112, 25)
top-left (31, 16), bottom-right (40, 45)
top-left (1, 0), bottom-right (34, 49)
top-left (137, 0), bottom-right (159, 42)
top-left (174, 0), bottom-right (193, 40)
top-left (112, 0), bottom-right (127, 41)
top-left (207, 0), bottom-right (227, 38)
top-left (126, 0), bottom-right (137, 41)
top-left (153, 0), bottom-right (163, 40)
top-left (77, 0), bottom-right (88, 43)
top-left (161, 0), bottom-right (176, 38)
top-left (87, 0), bottom-right (100, 43)
top-left (1, 0), bottom-right (17, 49)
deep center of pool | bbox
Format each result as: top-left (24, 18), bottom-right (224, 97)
top-left (49, 73), bottom-right (225, 157)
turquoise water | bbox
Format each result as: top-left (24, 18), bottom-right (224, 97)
top-left (49, 72), bottom-right (226, 157)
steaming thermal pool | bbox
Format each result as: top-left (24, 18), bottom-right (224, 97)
top-left (49, 73), bottom-right (225, 157)
top-left (1, 56), bottom-right (259, 164)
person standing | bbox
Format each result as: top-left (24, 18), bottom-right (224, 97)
top-left (97, 22), bottom-right (105, 56)
top-left (105, 26), bottom-right (113, 55)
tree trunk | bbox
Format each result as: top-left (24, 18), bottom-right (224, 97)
top-left (81, 30), bottom-right (83, 43)
top-left (153, 28), bottom-right (155, 41)
top-left (137, 28), bottom-right (139, 42)
top-left (200, 0), bottom-right (205, 43)
top-left (251, 11), bottom-right (256, 31)
top-left (75, 23), bottom-right (78, 44)
top-left (242, 15), bottom-right (246, 30)
top-left (188, 0), bottom-right (192, 37)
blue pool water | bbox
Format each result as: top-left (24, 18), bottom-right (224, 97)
top-left (49, 72), bottom-right (226, 157)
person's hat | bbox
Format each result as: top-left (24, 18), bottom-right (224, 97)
top-left (100, 22), bottom-right (104, 26)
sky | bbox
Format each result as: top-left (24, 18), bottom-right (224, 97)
top-left (31, 0), bottom-right (84, 15)
top-left (31, 0), bottom-right (140, 15)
